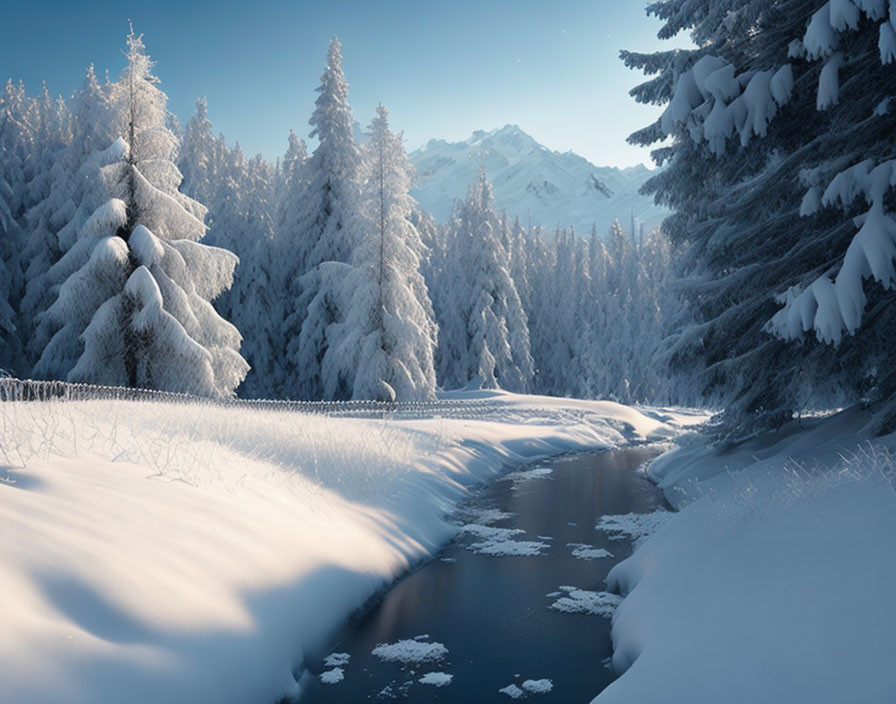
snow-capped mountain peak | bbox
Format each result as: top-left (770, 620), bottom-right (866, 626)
top-left (409, 125), bottom-right (667, 235)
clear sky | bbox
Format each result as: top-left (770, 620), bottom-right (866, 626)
top-left (0, 1), bottom-right (690, 168)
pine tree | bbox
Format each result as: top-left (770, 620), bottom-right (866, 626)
top-left (325, 105), bottom-right (437, 401)
top-left (34, 28), bottom-right (247, 395)
top-left (0, 82), bottom-right (29, 374)
top-left (25, 66), bottom-right (117, 369)
top-left (284, 36), bottom-right (363, 399)
top-left (179, 97), bottom-right (220, 208)
top-left (438, 169), bottom-right (533, 391)
top-left (624, 0), bottom-right (896, 433)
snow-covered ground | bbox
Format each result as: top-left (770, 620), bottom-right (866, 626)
top-left (0, 390), bottom-right (692, 704)
top-left (596, 409), bottom-right (896, 704)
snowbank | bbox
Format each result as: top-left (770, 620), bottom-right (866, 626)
top-left (0, 390), bottom-right (682, 704)
top-left (595, 409), bottom-right (896, 704)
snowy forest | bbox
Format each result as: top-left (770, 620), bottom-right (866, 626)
top-left (3, 3), bottom-right (896, 704)
top-left (0, 32), bottom-right (682, 408)
top-left (3, 4), bottom-right (894, 439)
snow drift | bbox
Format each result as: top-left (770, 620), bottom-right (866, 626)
top-left (595, 410), bottom-right (896, 704)
top-left (0, 390), bottom-right (682, 703)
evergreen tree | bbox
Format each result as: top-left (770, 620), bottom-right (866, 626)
top-left (326, 105), bottom-right (437, 401)
top-left (284, 36), bottom-right (363, 399)
top-left (34, 28), bottom-right (247, 395)
top-left (624, 0), bottom-right (896, 433)
top-left (438, 169), bottom-right (533, 391)
top-left (25, 66), bottom-right (116, 369)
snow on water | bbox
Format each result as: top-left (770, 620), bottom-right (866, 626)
top-left (323, 652), bottom-right (350, 667)
top-left (549, 586), bottom-right (622, 617)
top-left (594, 510), bottom-right (673, 548)
top-left (418, 672), bottom-right (453, 687)
top-left (568, 543), bottom-right (613, 560)
top-left (319, 668), bottom-right (344, 684)
top-left (522, 678), bottom-right (554, 694)
top-left (595, 410), bottom-right (896, 704)
top-left (371, 638), bottom-right (448, 664)
top-left (459, 521), bottom-right (549, 556)
top-left (501, 466), bottom-right (553, 487)
top-left (499, 683), bottom-right (525, 699)
top-left (458, 524), bottom-right (525, 540)
top-left (0, 390), bottom-right (688, 704)
top-left (466, 507), bottom-right (514, 525)
top-left (469, 539), bottom-right (549, 557)
top-left (459, 523), bottom-right (549, 556)
top-left (499, 678), bottom-right (554, 698)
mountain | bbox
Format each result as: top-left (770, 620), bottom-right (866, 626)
top-left (408, 125), bottom-right (668, 236)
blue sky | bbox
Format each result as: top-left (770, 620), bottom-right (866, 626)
top-left (0, 1), bottom-right (690, 167)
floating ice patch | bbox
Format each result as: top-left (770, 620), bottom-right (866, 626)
top-left (323, 652), bottom-right (350, 667)
top-left (452, 505), bottom-right (513, 526)
top-left (502, 466), bottom-right (553, 487)
top-left (320, 667), bottom-right (344, 684)
top-left (371, 638), bottom-right (448, 664)
top-left (472, 508), bottom-right (514, 525)
top-left (537, 535), bottom-right (553, 541)
top-left (459, 524), bottom-right (525, 540)
top-left (522, 678), bottom-right (553, 694)
top-left (469, 539), bottom-right (549, 556)
top-left (439, 557), bottom-right (457, 563)
top-left (568, 543), bottom-right (613, 560)
top-left (499, 683), bottom-right (525, 699)
top-left (418, 672), bottom-right (453, 687)
top-left (595, 510), bottom-right (673, 547)
top-left (549, 586), bottom-right (622, 617)
top-left (459, 523), bottom-right (547, 556)
top-left (414, 634), bottom-right (429, 641)
top-left (545, 591), bottom-right (562, 598)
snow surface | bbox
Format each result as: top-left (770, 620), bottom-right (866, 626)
top-left (594, 409), bottom-right (896, 704)
top-left (0, 389), bottom-right (685, 703)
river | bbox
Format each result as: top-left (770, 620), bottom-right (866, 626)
top-left (297, 446), bottom-right (665, 703)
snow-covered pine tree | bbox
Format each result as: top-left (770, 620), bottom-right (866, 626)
top-left (324, 105), bottom-right (437, 401)
top-left (438, 169), bottom-right (533, 391)
top-left (284, 36), bottom-right (363, 399)
top-left (0, 196), bottom-right (18, 373)
top-left (179, 97), bottom-right (222, 209)
top-left (624, 0), bottom-right (896, 433)
top-left (16, 84), bottom-right (72, 363)
top-left (519, 224), bottom-right (552, 393)
top-left (24, 66), bottom-right (118, 369)
top-left (0, 82), bottom-right (29, 374)
top-left (233, 131), bottom-right (308, 399)
top-left (34, 28), bottom-right (247, 396)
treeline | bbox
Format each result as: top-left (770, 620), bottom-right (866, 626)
top-left (0, 31), bottom-right (683, 403)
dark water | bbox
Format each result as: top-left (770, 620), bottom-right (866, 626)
top-left (297, 447), bottom-right (665, 703)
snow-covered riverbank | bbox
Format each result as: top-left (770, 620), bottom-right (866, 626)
top-left (0, 391), bottom-right (695, 704)
top-left (597, 409), bottom-right (896, 704)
